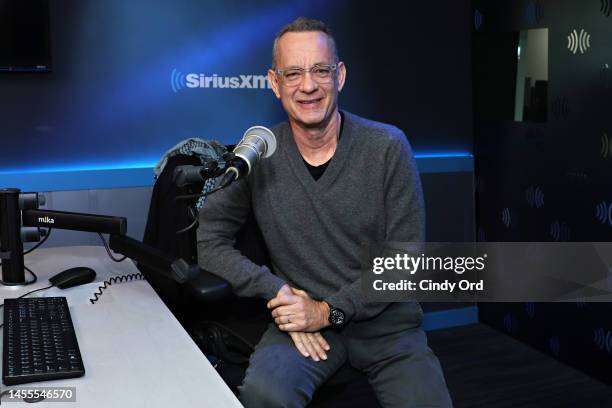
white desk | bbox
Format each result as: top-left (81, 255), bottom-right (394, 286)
top-left (0, 246), bottom-right (243, 408)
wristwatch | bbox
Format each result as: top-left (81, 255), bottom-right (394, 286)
top-left (328, 305), bottom-right (346, 329)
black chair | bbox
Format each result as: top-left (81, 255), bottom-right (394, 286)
top-left (139, 154), bottom-right (380, 407)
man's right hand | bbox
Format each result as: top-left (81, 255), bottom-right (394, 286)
top-left (288, 331), bottom-right (330, 362)
top-left (268, 285), bottom-right (330, 332)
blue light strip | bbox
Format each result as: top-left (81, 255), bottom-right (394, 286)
top-left (0, 163), bottom-right (156, 175)
top-left (415, 152), bottom-right (473, 174)
top-left (414, 152), bottom-right (472, 158)
top-left (0, 168), bottom-right (155, 192)
top-left (0, 153), bottom-right (473, 192)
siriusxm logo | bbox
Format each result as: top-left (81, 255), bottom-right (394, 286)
top-left (38, 216), bottom-right (54, 224)
top-left (170, 69), bottom-right (270, 93)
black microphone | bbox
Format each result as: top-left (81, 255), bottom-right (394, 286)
top-left (218, 126), bottom-right (277, 188)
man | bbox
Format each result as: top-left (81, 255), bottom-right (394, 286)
top-left (197, 17), bottom-right (452, 407)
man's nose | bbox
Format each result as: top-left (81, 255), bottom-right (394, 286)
top-left (298, 71), bottom-right (319, 93)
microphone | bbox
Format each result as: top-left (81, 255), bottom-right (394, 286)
top-left (219, 126), bottom-right (277, 188)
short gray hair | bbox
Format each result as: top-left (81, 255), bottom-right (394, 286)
top-left (271, 17), bottom-right (339, 69)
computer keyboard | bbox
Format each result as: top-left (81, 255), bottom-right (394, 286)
top-left (2, 297), bottom-right (85, 386)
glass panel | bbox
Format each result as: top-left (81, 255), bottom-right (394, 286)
top-left (514, 28), bottom-right (548, 122)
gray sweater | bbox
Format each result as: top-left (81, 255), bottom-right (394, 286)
top-left (196, 111), bottom-right (425, 323)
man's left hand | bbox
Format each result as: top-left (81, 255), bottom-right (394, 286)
top-left (267, 287), bottom-right (330, 332)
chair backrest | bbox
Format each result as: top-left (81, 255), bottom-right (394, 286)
top-left (139, 154), bottom-right (202, 302)
top-left (138, 153), bottom-right (272, 323)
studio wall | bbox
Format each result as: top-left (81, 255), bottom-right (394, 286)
top-left (1, 0), bottom-right (476, 330)
top-left (474, 0), bottom-right (612, 384)
top-left (0, 0), bottom-right (472, 173)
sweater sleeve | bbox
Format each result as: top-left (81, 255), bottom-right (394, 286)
top-left (196, 178), bottom-right (287, 300)
top-left (324, 130), bottom-right (425, 322)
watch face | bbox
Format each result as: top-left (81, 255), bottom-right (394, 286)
top-left (330, 308), bottom-right (345, 326)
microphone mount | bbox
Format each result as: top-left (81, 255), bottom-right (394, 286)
top-left (173, 125), bottom-right (276, 199)
top-left (172, 151), bottom-right (235, 188)
top-left (0, 188), bottom-right (199, 286)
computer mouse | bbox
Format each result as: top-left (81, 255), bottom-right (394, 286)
top-left (49, 267), bottom-right (96, 289)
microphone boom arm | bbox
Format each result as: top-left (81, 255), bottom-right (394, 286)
top-left (1, 188), bottom-right (201, 285)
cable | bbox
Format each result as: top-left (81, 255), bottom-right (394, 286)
top-left (0, 284), bottom-right (53, 330)
top-left (175, 206), bottom-right (199, 235)
top-left (24, 266), bottom-right (37, 284)
top-left (0, 266), bottom-right (37, 286)
top-left (97, 233), bottom-right (127, 262)
top-left (14, 284), bottom-right (51, 300)
top-left (0, 229), bottom-right (52, 268)
top-left (0, 284), bottom-right (53, 309)
top-left (176, 216), bottom-right (198, 235)
top-left (89, 273), bottom-right (146, 304)
top-left (23, 228), bottom-right (52, 255)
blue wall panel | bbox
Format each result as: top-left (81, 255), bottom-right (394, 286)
top-left (0, 0), bottom-right (472, 176)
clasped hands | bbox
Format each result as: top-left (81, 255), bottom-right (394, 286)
top-left (267, 284), bottom-right (331, 362)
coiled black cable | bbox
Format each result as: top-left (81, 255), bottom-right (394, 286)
top-left (89, 273), bottom-right (146, 304)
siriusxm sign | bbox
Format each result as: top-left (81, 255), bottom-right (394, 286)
top-left (171, 69), bottom-right (271, 93)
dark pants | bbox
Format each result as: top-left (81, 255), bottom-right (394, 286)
top-left (238, 302), bottom-right (453, 408)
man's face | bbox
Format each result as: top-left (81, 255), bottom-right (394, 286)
top-left (268, 31), bottom-right (346, 129)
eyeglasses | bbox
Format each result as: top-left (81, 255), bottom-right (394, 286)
top-left (275, 63), bottom-right (338, 86)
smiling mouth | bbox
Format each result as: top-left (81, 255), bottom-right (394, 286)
top-left (298, 98), bottom-right (323, 105)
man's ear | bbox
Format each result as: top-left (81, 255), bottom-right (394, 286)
top-left (268, 69), bottom-right (281, 99)
top-left (337, 62), bottom-right (347, 92)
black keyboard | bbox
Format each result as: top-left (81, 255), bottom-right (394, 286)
top-left (2, 297), bottom-right (85, 386)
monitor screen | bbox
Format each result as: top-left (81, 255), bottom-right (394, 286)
top-left (0, 0), bottom-right (51, 72)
